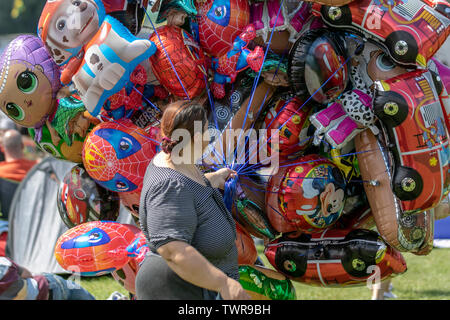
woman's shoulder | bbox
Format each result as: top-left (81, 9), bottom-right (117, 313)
top-left (143, 164), bottom-right (191, 193)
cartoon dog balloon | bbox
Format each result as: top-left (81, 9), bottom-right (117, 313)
top-left (38, 0), bottom-right (157, 116)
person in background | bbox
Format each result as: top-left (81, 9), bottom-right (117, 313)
top-left (0, 256), bottom-right (95, 300)
top-left (0, 129), bottom-right (37, 182)
top-left (0, 117), bottom-right (17, 162)
top-left (371, 279), bottom-right (396, 300)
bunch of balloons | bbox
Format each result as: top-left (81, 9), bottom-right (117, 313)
top-left (0, 0), bottom-right (448, 299)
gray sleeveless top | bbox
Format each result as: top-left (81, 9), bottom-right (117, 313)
top-left (139, 161), bottom-right (239, 280)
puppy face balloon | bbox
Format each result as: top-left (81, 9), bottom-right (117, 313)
top-left (38, 0), bottom-right (106, 65)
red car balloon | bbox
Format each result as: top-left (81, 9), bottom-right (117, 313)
top-left (264, 228), bottom-right (407, 287)
top-left (82, 119), bottom-right (160, 194)
top-left (313, 0), bottom-right (450, 67)
top-left (266, 154), bottom-right (347, 234)
top-left (372, 69), bottom-right (449, 213)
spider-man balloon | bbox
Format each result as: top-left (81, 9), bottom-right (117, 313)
top-left (82, 119), bottom-right (160, 193)
top-left (196, 0), bottom-right (264, 98)
top-left (54, 221), bottom-right (142, 276)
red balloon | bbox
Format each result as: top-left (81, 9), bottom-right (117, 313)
top-left (149, 25), bottom-right (207, 99)
top-left (264, 228), bottom-right (407, 287)
top-left (235, 222), bottom-right (257, 265)
top-left (262, 94), bottom-right (314, 160)
top-left (112, 259), bottom-right (139, 294)
top-left (57, 164), bottom-right (120, 228)
top-left (54, 221), bottom-right (141, 276)
top-left (82, 119), bottom-right (160, 194)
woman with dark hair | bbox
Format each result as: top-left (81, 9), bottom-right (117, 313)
top-left (135, 99), bottom-right (250, 300)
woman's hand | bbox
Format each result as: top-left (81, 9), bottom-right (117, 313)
top-left (206, 168), bottom-right (237, 190)
top-left (219, 277), bottom-right (251, 300)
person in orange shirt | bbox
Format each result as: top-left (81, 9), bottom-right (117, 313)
top-left (0, 129), bottom-right (37, 182)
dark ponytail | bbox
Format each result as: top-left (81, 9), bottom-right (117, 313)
top-left (160, 99), bottom-right (208, 154)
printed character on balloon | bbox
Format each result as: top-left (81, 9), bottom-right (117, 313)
top-left (0, 35), bottom-right (95, 162)
top-left (82, 119), bottom-right (160, 194)
top-left (38, 0), bottom-right (157, 117)
top-left (195, 0), bottom-right (265, 99)
top-left (266, 154), bottom-right (347, 233)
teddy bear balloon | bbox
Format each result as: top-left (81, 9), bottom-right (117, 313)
top-left (38, 0), bottom-right (157, 117)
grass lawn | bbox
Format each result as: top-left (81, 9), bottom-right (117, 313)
top-left (76, 247), bottom-right (450, 300)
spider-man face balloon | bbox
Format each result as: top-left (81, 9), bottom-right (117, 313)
top-left (196, 0), bottom-right (250, 57)
top-left (57, 164), bottom-right (120, 228)
top-left (82, 120), bottom-right (160, 193)
top-left (54, 221), bottom-right (141, 276)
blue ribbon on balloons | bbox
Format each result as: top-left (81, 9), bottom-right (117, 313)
top-left (223, 176), bottom-right (238, 213)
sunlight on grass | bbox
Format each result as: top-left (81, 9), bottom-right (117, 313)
top-left (257, 246), bottom-right (450, 300)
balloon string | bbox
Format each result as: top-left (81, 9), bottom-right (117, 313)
top-left (236, 141), bottom-right (306, 175)
top-left (277, 147), bottom-right (385, 170)
top-left (121, 85), bottom-right (161, 124)
top-left (203, 73), bottom-right (226, 166)
top-left (233, 48), bottom-right (289, 167)
top-left (239, 145), bottom-right (384, 176)
top-left (131, 86), bottom-right (162, 113)
top-left (142, 7), bottom-right (191, 100)
top-left (237, 52), bottom-right (354, 174)
top-left (202, 50), bottom-right (286, 168)
top-left (240, 172), bottom-right (374, 185)
top-left (232, 0), bottom-right (285, 169)
top-left (267, 203), bottom-right (292, 223)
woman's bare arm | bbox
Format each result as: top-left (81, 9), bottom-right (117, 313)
top-left (157, 241), bottom-right (250, 300)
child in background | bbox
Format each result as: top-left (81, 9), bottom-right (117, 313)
top-left (0, 256), bottom-right (95, 300)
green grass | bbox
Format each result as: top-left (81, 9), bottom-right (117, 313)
top-left (76, 275), bottom-right (131, 300)
top-left (74, 247), bottom-right (450, 300)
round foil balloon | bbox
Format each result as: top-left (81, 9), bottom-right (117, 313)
top-left (54, 221), bottom-right (141, 276)
top-left (288, 28), bottom-right (349, 104)
top-left (0, 35), bottom-right (61, 129)
top-left (82, 119), bottom-right (160, 193)
top-left (57, 165), bottom-right (120, 228)
top-left (236, 222), bottom-right (258, 265)
top-left (266, 154), bottom-right (347, 233)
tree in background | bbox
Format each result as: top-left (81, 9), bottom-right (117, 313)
top-left (0, 0), bottom-right (46, 35)
top-left (11, 0), bottom-right (26, 19)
